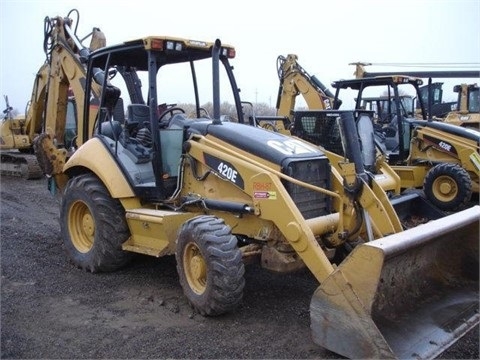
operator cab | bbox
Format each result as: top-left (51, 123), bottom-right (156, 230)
top-left (84, 37), bottom-right (243, 201)
top-left (332, 76), bottom-right (426, 164)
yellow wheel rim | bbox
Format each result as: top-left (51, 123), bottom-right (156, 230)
top-left (69, 200), bottom-right (95, 253)
top-left (183, 242), bottom-right (207, 295)
top-left (432, 175), bottom-right (458, 203)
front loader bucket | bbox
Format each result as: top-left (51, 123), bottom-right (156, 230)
top-left (310, 205), bottom-right (479, 359)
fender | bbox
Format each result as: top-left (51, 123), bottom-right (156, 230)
top-left (64, 137), bottom-right (135, 198)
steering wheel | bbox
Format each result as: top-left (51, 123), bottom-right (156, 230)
top-left (261, 122), bottom-right (278, 132)
top-left (158, 106), bottom-right (185, 127)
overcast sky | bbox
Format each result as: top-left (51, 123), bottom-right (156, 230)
top-left (1, 0), bottom-right (479, 113)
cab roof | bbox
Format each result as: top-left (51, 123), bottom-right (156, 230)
top-left (89, 36), bottom-right (235, 70)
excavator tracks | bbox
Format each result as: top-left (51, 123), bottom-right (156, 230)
top-left (0, 151), bottom-right (43, 180)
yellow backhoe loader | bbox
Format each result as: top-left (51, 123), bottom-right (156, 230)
top-left (30, 10), bottom-right (478, 360)
top-left (331, 76), bottom-right (480, 212)
top-left (269, 55), bottom-right (479, 211)
top-left (443, 83), bottom-right (480, 128)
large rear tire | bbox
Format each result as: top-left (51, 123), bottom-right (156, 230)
top-left (61, 173), bottom-right (132, 272)
top-left (423, 163), bottom-right (472, 212)
top-left (176, 215), bottom-right (245, 316)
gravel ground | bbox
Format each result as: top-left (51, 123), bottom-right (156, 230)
top-left (1, 175), bottom-right (478, 359)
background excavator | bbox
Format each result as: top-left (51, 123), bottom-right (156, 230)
top-left (0, 95), bottom-right (79, 179)
top-left (0, 95), bottom-right (44, 179)
top-left (27, 10), bottom-right (479, 359)
top-left (354, 83), bottom-right (479, 128)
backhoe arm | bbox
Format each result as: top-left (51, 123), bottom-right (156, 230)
top-left (276, 54), bottom-right (335, 120)
top-left (32, 12), bottom-right (104, 183)
top-left (25, 64), bottom-right (49, 142)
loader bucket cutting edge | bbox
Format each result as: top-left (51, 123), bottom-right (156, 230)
top-left (310, 205), bottom-right (480, 360)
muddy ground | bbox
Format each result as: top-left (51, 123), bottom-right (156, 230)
top-left (1, 175), bottom-right (478, 359)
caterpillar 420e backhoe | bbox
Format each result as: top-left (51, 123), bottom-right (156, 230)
top-left (30, 10), bottom-right (479, 359)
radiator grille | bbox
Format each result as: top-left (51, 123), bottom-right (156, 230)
top-left (282, 158), bottom-right (331, 219)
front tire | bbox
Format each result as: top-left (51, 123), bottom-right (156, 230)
top-left (423, 163), bottom-right (472, 211)
top-left (176, 215), bottom-right (245, 316)
top-left (61, 173), bottom-right (132, 272)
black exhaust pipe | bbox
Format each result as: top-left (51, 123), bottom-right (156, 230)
top-left (212, 39), bottom-right (221, 124)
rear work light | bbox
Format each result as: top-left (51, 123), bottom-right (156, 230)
top-left (225, 48), bottom-right (236, 59)
top-left (151, 39), bottom-right (164, 50)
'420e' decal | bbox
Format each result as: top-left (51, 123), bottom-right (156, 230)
top-left (424, 135), bottom-right (457, 156)
top-left (204, 154), bottom-right (245, 189)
